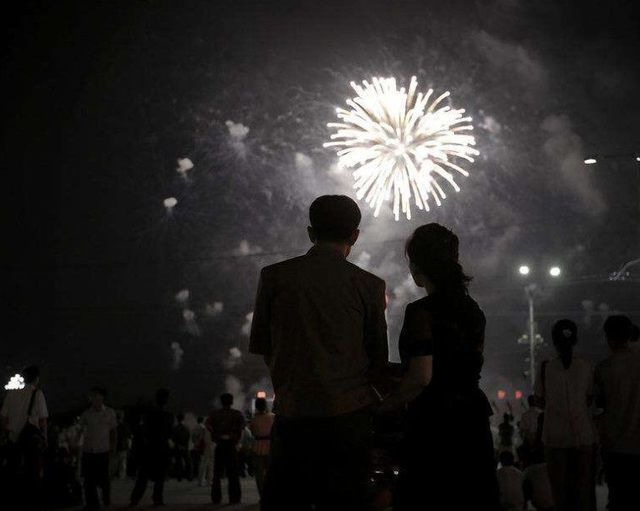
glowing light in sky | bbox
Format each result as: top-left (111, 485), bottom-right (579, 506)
top-left (518, 265), bottom-right (531, 276)
top-left (164, 197), bottom-right (178, 210)
top-left (324, 76), bottom-right (478, 220)
top-left (176, 157), bottom-right (194, 175)
top-left (549, 266), bottom-right (562, 277)
top-left (4, 374), bottom-right (25, 390)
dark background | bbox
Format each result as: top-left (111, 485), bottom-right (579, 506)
top-left (2, 0), bottom-right (640, 414)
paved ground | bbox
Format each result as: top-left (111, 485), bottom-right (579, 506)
top-left (64, 478), bottom-right (260, 510)
top-left (62, 477), bottom-right (609, 510)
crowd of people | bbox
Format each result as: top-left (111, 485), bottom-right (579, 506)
top-left (0, 378), bottom-right (275, 509)
top-left (491, 315), bottom-right (640, 511)
top-left (2, 195), bottom-right (639, 511)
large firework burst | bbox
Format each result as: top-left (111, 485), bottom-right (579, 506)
top-left (324, 76), bottom-right (478, 220)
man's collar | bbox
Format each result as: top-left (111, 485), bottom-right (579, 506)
top-left (307, 244), bottom-right (347, 259)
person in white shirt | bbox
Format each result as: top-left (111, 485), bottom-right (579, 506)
top-left (190, 416), bottom-right (206, 483)
top-left (496, 451), bottom-right (525, 510)
top-left (595, 315), bottom-right (640, 511)
top-left (534, 319), bottom-right (596, 511)
top-left (523, 448), bottom-right (555, 511)
top-left (80, 386), bottom-right (117, 510)
top-left (0, 365), bottom-right (48, 509)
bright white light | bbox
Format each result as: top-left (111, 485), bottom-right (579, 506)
top-left (549, 266), bottom-right (562, 277)
top-left (176, 158), bottom-right (194, 175)
top-left (518, 265), bottom-right (531, 276)
top-left (163, 197), bottom-right (178, 209)
top-left (324, 76), bottom-right (478, 221)
top-left (584, 158), bottom-right (597, 165)
top-left (636, 156), bottom-right (640, 163)
top-left (4, 374), bottom-right (25, 390)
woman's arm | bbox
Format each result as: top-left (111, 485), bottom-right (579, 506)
top-left (379, 355), bottom-right (432, 411)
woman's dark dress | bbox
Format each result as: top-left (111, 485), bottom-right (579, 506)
top-left (394, 293), bottom-right (499, 510)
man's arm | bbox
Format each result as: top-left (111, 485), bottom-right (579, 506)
top-left (249, 268), bottom-right (272, 360)
top-left (364, 279), bottom-right (390, 394)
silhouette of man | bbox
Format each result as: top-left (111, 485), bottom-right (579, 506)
top-left (207, 393), bottom-right (245, 505)
top-left (250, 195), bottom-right (389, 510)
top-left (130, 389), bottom-right (173, 507)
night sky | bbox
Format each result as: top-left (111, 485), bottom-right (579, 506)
top-left (3, 0), bottom-right (640, 414)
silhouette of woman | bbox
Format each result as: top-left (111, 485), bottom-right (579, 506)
top-left (390, 224), bottom-right (499, 510)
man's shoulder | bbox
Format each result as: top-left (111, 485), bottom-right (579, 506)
top-left (344, 259), bottom-right (385, 288)
top-left (261, 255), bottom-right (307, 275)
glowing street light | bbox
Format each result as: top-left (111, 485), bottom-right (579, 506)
top-left (584, 157), bottom-right (598, 165)
top-left (518, 265), bottom-right (531, 276)
top-left (516, 263), bottom-right (563, 390)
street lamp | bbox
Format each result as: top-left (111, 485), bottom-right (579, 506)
top-left (517, 264), bottom-right (562, 390)
top-left (584, 157), bottom-right (598, 165)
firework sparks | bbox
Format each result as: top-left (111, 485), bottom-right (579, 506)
top-left (324, 77), bottom-right (478, 220)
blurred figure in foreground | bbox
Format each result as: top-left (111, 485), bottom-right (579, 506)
top-left (595, 315), bottom-right (640, 511)
top-left (497, 451), bottom-right (524, 511)
top-left (1, 365), bottom-right (48, 510)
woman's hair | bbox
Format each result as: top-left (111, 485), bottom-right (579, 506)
top-left (551, 319), bottom-right (578, 347)
top-left (551, 319), bottom-right (577, 368)
top-left (405, 223), bottom-right (471, 296)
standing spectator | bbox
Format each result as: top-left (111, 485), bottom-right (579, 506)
top-left (519, 395), bottom-right (542, 447)
top-left (111, 410), bottom-right (130, 479)
top-left (0, 365), bottom-right (48, 510)
top-left (130, 389), bottom-right (174, 507)
top-left (518, 395), bottom-right (542, 466)
top-left (388, 224), bottom-right (498, 510)
top-left (249, 195), bottom-right (389, 511)
top-left (595, 315), bottom-right (640, 511)
top-left (80, 386), bottom-right (117, 510)
top-left (198, 421), bottom-right (215, 486)
top-left (207, 393), bottom-right (245, 505)
top-left (498, 412), bottom-right (516, 452)
top-left (249, 397), bottom-right (274, 499)
top-left (534, 319), bottom-right (596, 511)
top-left (190, 416), bottom-right (206, 483)
top-left (523, 448), bottom-right (555, 511)
top-left (497, 451), bottom-right (524, 510)
top-left (172, 413), bottom-right (191, 481)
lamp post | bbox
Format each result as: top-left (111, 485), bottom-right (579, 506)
top-left (517, 264), bottom-right (562, 390)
